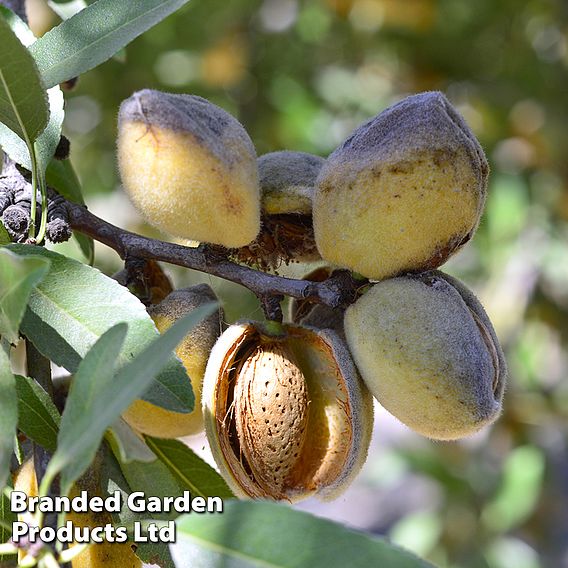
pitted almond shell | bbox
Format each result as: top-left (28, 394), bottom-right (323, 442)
top-left (202, 321), bottom-right (374, 502)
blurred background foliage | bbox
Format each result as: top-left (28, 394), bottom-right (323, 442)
top-left (24, 0), bottom-right (568, 566)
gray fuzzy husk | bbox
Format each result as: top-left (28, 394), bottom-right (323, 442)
top-left (258, 151), bottom-right (325, 211)
top-left (118, 89), bottom-right (256, 167)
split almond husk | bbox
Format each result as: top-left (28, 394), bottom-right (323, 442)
top-left (202, 321), bottom-right (374, 502)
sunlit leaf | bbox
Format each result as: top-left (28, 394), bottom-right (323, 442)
top-left (9, 244), bottom-right (193, 413)
top-left (172, 501), bottom-right (435, 568)
top-left (0, 248), bottom-right (50, 344)
top-left (30, 0), bottom-right (192, 88)
top-left (14, 374), bottom-right (60, 453)
top-left (0, 10), bottom-right (48, 145)
top-left (0, 348), bottom-right (17, 488)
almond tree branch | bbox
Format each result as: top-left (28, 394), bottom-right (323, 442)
top-left (65, 200), bottom-right (363, 316)
top-left (0, 0), bottom-right (363, 318)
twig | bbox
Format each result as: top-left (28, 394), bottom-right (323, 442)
top-left (0, 0), bottom-right (364, 316)
top-left (65, 200), bottom-right (364, 314)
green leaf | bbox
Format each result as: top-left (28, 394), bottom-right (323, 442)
top-left (113, 453), bottom-right (182, 522)
top-left (100, 446), bottom-right (176, 568)
top-left (107, 436), bottom-right (183, 539)
top-left (9, 244), bottom-right (193, 413)
top-left (1, 489), bottom-right (16, 562)
top-left (30, 0), bottom-right (192, 89)
top-left (99, 442), bottom-right (136, 523)
top-left (0, 348), bottom-right (17, 488)
top-left (45, 158), bottom-right (84, 205)
top-left (36, 86), bottom-right (64, 172)
top-left (14, 375), bottom-right (60, 453)
top-left (0, 224), bottom-right (10, 245)
top-left (45, 158), bottom-right (95, 260)
top-left (74, 232), bottom-right (95, 263)
top-left (0, 85), bottom-right (64, 173)
top-left (145, 437), bottom-right (234, 500)
top-left (0, 9), bottom-right (64, 172)
top-left (0, 12), bottom-right (49, 145)
top-left (172, 501), bottom-right (435, 568)
top-left (137, 542), bottom-right (176, 568)
top-left (0, 248), bottom-right (50, 344)
top-left (47, 304), bottom-right (216, 494)
top-left (48, 323), bottom-right (126, 494)
top-left (107, 419), bottom-right (156, 464)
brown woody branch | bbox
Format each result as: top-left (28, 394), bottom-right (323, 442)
top-left (65, 200), bottom-right (363, 321)
top-left (0, 0), bottom-right (363, 320)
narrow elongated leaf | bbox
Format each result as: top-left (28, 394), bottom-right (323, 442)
top-left (74, 232), bottom-right (95, 263)
top-left (14, 375), bottom-right (60, 453)
top-left (172, 501), bottom-right (435, 568)
top-left (107, 419), bottom-right (156, 464)
top-left (0, 224), bottom-right (10, 245)
top-left (36, 86), bottom-right (64, 171)
top-left (48, 304), bottom-right (216, 494)
top-left (49, 323), bottom-right (126, 493)
top-left (137, 542), bottom-right (176, 568)
top-left (45, 158), bottom-right (84, 204)
top-left (107, 436), bottom-right (182, 525)
top-left (110, 450), bottom-right (182, 566)
top-left (30, 0), bottom-right (191, 89)
top-left (1, 489), bottom-right (16, 561)
top-left (0, 248), bottom-right (50, 344)
top-left (9, 244), bottom-right (193, 412)
top-left (0, 348), bottom-right (17, 487)
top-left (0, 9), bottom-right (64, 172)
top-left (45, 159), bottom-right (95, 260)
top-left (0, 85), bottom-right (64, 172)
top-left (101, 446), bottom-right (176, 568)
top-left (114, 454), bottom-right (183, 522)
top-left (0, 13), bottom-right (48, 143)
top-left (146, 437), bottom-right (234, 500)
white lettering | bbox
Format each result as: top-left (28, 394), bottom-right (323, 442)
top-left (11, 522), bottom-right (29, 542)
top-left (192, 496), bottom-right (205, 513)
top-left (10, 491), bottom-right (28, 513)
top-left (128, 492), bottom-right (146, 513)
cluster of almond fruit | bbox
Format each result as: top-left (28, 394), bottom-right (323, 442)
top-left (117, 89), bottom-right (506, 503)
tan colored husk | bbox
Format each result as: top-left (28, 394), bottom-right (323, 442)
top-left (202, 321), bottom-right (373, 502)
